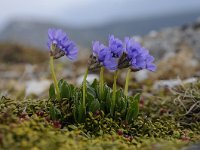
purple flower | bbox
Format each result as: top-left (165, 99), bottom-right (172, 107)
top-left (62, 40), bottom-right (78, 60)
top-left (109, 35), bottom-right (123, 58)
top-left (125, 37), bottom-right (140, 60)
top-left (47, 28), bottom-right (78, 60)
top-left (124, 38), bottom-right (156, 71)
top-left (47, 28), bottom-right (67, 49)
top-left (92, 41), bottom-right (117, 70)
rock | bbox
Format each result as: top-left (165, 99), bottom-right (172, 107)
top-left (143, 27), bottom-right (181, 59)
top-left (25, 79), bottom-right (51, 96)
top-left (0, 71), bottom-right (21, 79)
top-left (135, 70), bottom-right (149, 82)
top-left (148, 30), bottom-right (158, 38)
top-left (142, 18), bottom-right (200, 60)
top-left (153, 79), bottom-right (182, 89)
top-left (150, 50), bottom-right (199, 80)
top-left (153, 77), bottom-right (197, 89)
top-left (183, 78), bottom-right (198, 84)
top-left (132, 35), bottom-right (142, 43)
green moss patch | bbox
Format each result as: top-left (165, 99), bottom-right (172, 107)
top-left (0, 82), bottom-right (200, 149)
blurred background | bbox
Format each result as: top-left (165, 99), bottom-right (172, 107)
top-left (0, 0), bottom-right (200, 98)
top-left (0, 0), bottom-right (200, 48)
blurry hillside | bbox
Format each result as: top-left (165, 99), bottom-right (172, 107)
top-left (0, 11), bottom-right (200, 49)
top-left (0, 43), bottom-right (48, 64)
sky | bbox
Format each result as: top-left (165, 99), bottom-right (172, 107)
top-left (0, 0), bottom-right (200, 29)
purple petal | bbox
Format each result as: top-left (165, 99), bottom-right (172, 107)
top-left (47, 28), bottom-right (79, 61)
top-left (147, 63), bottom-right (157, 71)
top-left (67, 53), bottom-right (78, 60)
top-left (109, 35), bottom-right (123, 58)
top-left (48, 28), bottom-right (56, 40)
top-left (103, 58), bottom-right (117, 71)
top-left (92, 41), bottom-right (100, 56)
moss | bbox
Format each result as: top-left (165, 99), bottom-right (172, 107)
top-left (0, 82), bottom-right (200, 149)
top-left (0, 116), bottom-right (192, 150)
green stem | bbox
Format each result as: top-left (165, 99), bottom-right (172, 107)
top-left (124, 68), bottom-right (131, 97)
top-left (100, 67), bottom-right (104, 100)
top-left (111, 70), bottom-right (118, 116)
top-left (83, 68), bottom-right (89, 110)
top-left (49, 56), bottom-right (61, 100)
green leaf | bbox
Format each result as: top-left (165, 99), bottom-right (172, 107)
top-left (49, 83), bottom-right (56, 99)
top-left (89, 99), bottom-right (100, 113)
top-left (118, 97), bottom-right (127, 118)
top-left (60, 81), bottom-right (70, 99)
top-left (105, 86), bottom-right (111, 112)
top-left (77, 104), bottom-right (86, 123)
top-left (102, 84), bottom-right (111, 101)
top-left (58, 79), bottom-right (64, 90)
top-left (87, 92), bottom-right (95, 108)
top-left (91, 79), bottom-right (101, 99)
top-left (73, 105), bottom-right (78, 122)
top-left (126, 93), bottom-right (140, 123)
top-left (49, 105), bottom-right (61, 120)
top-left (114, 89), bottom-right (123, 112)
top-left (69, 84), bottom-right (75, 97)
top-left (84, 82), bottom-right (97, 107)
top-left (87, 84), bottom-right (96, 97)
top-left (116, 89), bottom-right (123, 104)
top-left (91, 79), bottom-right (98, 89)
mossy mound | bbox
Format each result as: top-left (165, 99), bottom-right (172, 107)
top-left (0, 82), bottom-right (200, 149)
top-left (0, 114), bottom-right (193, 150)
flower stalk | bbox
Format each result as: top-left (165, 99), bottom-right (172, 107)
top-left (49, 45), bottom-right (61, 100)
top-left (83, 67), bottom-right (89, 111)
top-left (124, 68), bottom-right (131, 97)
top-left (111, 70), bottom-right (118, 116)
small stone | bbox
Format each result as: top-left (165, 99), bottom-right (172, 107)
top-left (135, 70), bottom-right (149, 82)
top-left (153, 77), bottom-right (198, 90)
top-left (25, 79), bottom-right (51, 96)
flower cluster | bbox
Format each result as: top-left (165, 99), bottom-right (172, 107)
top-left (89, 35), bottom-right (156, 72)
top-left (109, 35), bottom-right (124, 58)
top-left (122, 38), bottom-right (156, 71)
top-left (47, 28), bottom-right (78, 60)
top-left (92, 41), bottom-right (117, 70)
top-left (47, 28), bottom-right (157, 123)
